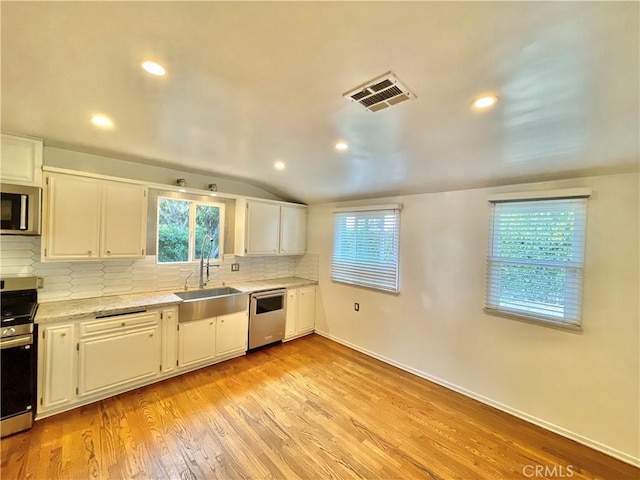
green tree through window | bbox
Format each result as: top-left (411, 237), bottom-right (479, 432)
top-left (157, 197), bottom-right (224, 263)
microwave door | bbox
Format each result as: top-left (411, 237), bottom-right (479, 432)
top-left (1, 193), bottom-right (22, 230)
top-left (0, 186), bottom-right (41, 235)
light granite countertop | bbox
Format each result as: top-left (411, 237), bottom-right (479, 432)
top-left (35, 276), bottom-right (317, 324)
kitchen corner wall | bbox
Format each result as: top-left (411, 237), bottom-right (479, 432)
top-left (0, 236), bottom-right (319, 302)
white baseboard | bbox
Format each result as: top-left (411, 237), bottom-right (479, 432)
top-left (314, 330), bottom-right (640, 468)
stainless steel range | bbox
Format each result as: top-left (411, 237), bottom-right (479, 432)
top-left (1, 276), bottom-right (39, 437)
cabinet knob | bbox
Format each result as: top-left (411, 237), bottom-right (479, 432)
top-left (121, 322), bottom-right (126, 327)
top-left (61, 332), bottom-right (66, 337)
top-left (273, 249), bottom-right (277, 252)
top-left (88, 250), bottom-right (92, 255)
top-left (149, 333), bottom-right (154, 338)
top-left (107, 250), bottom-right (111, 255)
top-left (210, 321), bottom-right (214, 325)
top-left (221, 319), bottom-right (225, 323)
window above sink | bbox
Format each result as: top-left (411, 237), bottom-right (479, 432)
top-left (157, 196), bottom-right (225, 264)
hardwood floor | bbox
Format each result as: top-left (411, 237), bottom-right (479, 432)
top-left (2, 334), bottom-right (638, 479)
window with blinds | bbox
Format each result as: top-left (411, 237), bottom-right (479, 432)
top-left (485, 197), bottom-right (588, 328)
top-left (332, 207), bottom-right (400, 293)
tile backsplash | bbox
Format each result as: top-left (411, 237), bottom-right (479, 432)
top-left (0, 236), bottom-right (319, 303)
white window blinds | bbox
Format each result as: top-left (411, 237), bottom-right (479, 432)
top-left (332, 207), bottom-right (400, 293)
top-left (486, 197), bottom-right (587, 327)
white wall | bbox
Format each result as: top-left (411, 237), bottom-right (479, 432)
top-left (307, 172), bottom-right (639, 465)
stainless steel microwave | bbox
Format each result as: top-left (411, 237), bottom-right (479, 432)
top-left (0, 184), bottom-right (41, 235)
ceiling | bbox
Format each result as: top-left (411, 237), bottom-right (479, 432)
top-left (2, 2), bottom-right (638, 204)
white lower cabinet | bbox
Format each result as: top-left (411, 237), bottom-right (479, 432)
top-left (37, 303), bottom-right (251, 419)
top-left (178, 317), bottom-right (217, 368)
top-left (38, 308), bottom-right (172, 417)
top-left (78, 324), bottom-right (161, 398)
top-left (40, 324), bottom-right (76, 410)
top-left (285, 289), bottom-right (298, 338)
top-left (216, 311), bottom-right (249, 358)
top-left (297, 287), bottom-right (316, 333)
top-left (178, 311), bottom-right (249, 367)
top-left (161, 307), bottom-right (178, 374)
top-left (284, 286), bottom-right (316, 340)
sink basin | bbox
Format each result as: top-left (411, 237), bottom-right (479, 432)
top-left (176, 287), bottom-right (243, 301)
top-left (175, 287), bottom-right (247, 322)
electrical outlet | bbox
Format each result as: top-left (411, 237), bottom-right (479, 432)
top-left (231, 263), bottom-right (240, 272)
top-left (354, 303), bottom-right (360, 312)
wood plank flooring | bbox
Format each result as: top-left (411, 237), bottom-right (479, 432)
top-left (2, 334), bottom-right (638, 479)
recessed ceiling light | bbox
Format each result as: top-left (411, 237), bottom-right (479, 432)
top-left (90, 114), bottom-right (113, 128)
top-left (335, 142), bottom-right (348, 151)
top-left (178, 188), bottom-right (186, 193)
top-left (274, 160), bottom-right (286, 170)
top-left (209, 193), bottom-right (217, 197)
top-left (142, 61), bottom-right (166, 76)
top-left (471, 95), bottom-right (498, 110)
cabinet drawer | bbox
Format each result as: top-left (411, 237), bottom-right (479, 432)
top-left (80, 311), bottom-right (159, 337)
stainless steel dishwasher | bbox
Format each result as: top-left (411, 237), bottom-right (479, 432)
top-left (248, 289), bottom-right (286, 349)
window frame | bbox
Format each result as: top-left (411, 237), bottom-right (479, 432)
top-left (331, 204), bottom-right (401, 294)
top-left (484, 189), bottom-right (590, 331)
top-left (156, 195), bottom-right (225, 265)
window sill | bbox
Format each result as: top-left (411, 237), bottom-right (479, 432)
top-left (331, 279), bottom-right (400, 296)
top-left (483, 307), bottom-right (583, 334)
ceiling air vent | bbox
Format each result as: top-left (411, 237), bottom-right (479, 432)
top-left (343, 71), bottom-right (416, 112)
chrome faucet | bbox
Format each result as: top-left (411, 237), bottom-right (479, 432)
top-left (199, 234), bottom-right (218, 289)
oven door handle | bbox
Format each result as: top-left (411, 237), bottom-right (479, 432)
top-left (252, 290), bottom-right (287, 300)
top-left (0, 335), bottom-right (32, 349)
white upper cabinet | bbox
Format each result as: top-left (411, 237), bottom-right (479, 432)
top-left (101, 181), bottom-right (148, 258)
top-left (280, 206), bottom-right (307, 255)
top-left (246, 201), bottom-right (281, 255)
top-left (44, 173), bottom-right (101, 260)
top-left (0, 134), bottom-right (43, 187)
top-left (43, 172), bottom-right (147, 261)
top-left (235, 198), bottom-right (307, 256)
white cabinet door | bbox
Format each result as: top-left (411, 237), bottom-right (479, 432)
top-left (280, 206), bottom-right (306, 255)
top-left (78, 325), bottom-right (161, 398)
top-left (44, 173), bottom-right (101, 260)
top-left (178, 318), bottom-right (216, 367)
top-left (285, 289), bottom-right (298, 339)
top-left (101, 181), bottom-right (147, 258)
top-left (246, 201), bottom-right (281, 255)
top-left (161, 308), bottom-right (178, 374)
top-left (297, 286), bottom-right (316, 333)
top-left (40, 324), bottom-right (76, 410)
top-left (215, 311), bottom-right (248, 358)
top-left (0, 134), bottom-right (43, 186)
